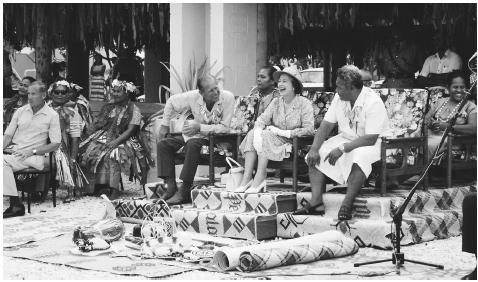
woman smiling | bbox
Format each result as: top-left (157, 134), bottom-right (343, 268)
top-left (235, 66), bottom-right (314, 193)
top-left (425, 71), bottom-right (477, 162)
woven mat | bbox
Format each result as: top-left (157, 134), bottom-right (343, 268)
top-left (4, 233), bottom-right (474, 279)
top-left (225, 248), bottom-right (474, 279)
top-left (3, 213), bottom-right (98, 248)
top-left (3, 234), bottom-right (201, 279)
top-left (212, 231), bottom-right (358, 272)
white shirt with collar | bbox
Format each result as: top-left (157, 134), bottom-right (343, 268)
top-left (420, 49), bottom-right (463, 77)
top-left (324, 86), bottom-right (389, 141)
top-left (311, 87), bottom-right (390, 184)
top-left (161, 89), bottom-right (235, 140)
top-left (4, 103), bottom-right (62, 151)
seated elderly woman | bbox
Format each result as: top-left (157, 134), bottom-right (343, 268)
top-left (79, 80), bottom-right (152, 199)
top-left (4, 76), bottom-right (36, 131)
top-left (425, 71), bottom-right (477, 162)
top-left (47, 80), bottom-right (88, 201)
top-left (235, 67), bottom-right (315, 193)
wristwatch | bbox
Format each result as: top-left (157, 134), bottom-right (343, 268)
top-left (338, 144), bottom-right (346, 153)
top-left (32, 149), bottom-right (37, 155)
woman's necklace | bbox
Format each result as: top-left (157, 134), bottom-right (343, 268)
top-left (435, 99), bottom-right (462, 123)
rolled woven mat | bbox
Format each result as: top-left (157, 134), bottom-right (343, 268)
top-left (212, 230), bottom-right (359, 272)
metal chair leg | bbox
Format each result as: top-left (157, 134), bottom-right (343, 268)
top-left (209, 134), bottom-right (215, 185)
top-left (447, 136), bottom-right (453, 188)
top-left (27, 193), bottom-right (31, 213)
top-left (292, 138), bottom-right (298, 192)
top-left (279, 170), bottom-right (285, 183)
top-left (52, 181), bottom-right (56, 208)
top-left (119, 175), bottom-right (125, 191)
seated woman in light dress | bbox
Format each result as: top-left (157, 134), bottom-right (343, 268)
top-left (235, 67), bottom-right (314, 193)
top-left (424, 71), bottom-right (476, 163)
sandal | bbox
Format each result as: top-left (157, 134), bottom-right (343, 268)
top-left (292, 203), bottom-right (325, 216)
top-left (338, 205), bottom-right (353, 221)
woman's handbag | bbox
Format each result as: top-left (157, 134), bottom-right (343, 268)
top-left (224, 157), bottom-right (244, 191)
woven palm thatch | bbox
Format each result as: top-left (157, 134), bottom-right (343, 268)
top-left (3, 3), bottom-right (170, 52)
top-left (268, 3), bottom-right (476, 36)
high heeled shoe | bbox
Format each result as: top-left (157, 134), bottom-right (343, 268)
top-left (233, 180), bottom-right (253, 193)
top-left (245, 181), bottom-right (267, 194)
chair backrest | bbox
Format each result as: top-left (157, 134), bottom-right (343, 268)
top-left (158, 85), bottom-right (172, 104)
top-left (426, 86), bottom-right (449, 114)
top-left (231, 90), bottom-right (336, 133)
top-left (301, 90), bottom-right (335, 129)
top-left (230, 95), bottom-right (260, 133)
top-left (374, 88), bottom-right (428, 138)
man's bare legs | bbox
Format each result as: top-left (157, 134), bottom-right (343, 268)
top-left (308, 166), bottom-right (326, 205)
top-left (339, 163), bottom-right (367, 219)
top-left (307, 165), bottom-right (327, 211)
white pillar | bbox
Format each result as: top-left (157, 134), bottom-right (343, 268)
top-left (169, 3), bottom-right (183, 94)
top-left (218, 4), bottom-right (258, 96)
top-left (209, 3), bottom-right (225, 89)
top-left (170, 3), bottom-right (207, 94)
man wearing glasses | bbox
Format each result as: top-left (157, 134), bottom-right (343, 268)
top-left (3, 81), bottom-right (61, 218)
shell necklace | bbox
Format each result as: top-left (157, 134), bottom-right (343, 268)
top-left (435, 99), bottom-right (462, 123)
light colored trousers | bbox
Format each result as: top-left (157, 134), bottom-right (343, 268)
top-left (3, 154), bottom-right (44, 197)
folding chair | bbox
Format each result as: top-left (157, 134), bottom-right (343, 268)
top-left (14, 152), bottom-right (56, 213)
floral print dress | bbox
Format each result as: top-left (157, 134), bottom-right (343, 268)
top-left (240, 96), bottom-right (314, 161)
top-left (230, 86), bottom-right (280, 133)
top-left (79, 102), bottom-right (151, 193)
top-left (425, 98), bottom-right (477, 161)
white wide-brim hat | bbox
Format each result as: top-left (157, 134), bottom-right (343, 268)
top-left (273, 66), bottom-right (303, 94)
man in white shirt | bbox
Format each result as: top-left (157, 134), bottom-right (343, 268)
top-left (417, 32), bottom-right (463, 87)
top-left (3, 81), bottom-right (61, 218)
top-left (157, 75), bottom-right (235, 205)
top-left (295, 65), bottom-right (389, 220)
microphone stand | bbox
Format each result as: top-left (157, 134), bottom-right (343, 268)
top-left (354, 91), bottom-right (471, 273)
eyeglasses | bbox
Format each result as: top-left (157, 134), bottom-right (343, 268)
top-left (53, 90), bottom-right (68, 95)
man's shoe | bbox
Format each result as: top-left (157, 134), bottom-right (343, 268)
top-left (109, 189), bottom-right (121, 200)
top-left (160, 181), bottom-right (178, 201)
top-left (3, 205), bottom-right (25, 218)
top-left (166, 183), bottom-right (192, 205)
top-left (3, 206), bottom-right (13, 214)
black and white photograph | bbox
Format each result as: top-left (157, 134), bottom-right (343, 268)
top-left (2, 1), bottom-right (477, 280)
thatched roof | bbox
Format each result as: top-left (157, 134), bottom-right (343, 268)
top-left (269, 3), bottom-right (476, 36)
top-left (3, 4), bottom-right (170, 53)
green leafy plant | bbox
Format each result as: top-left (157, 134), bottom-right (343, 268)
top-left (159, 55), bottom-right (224, 95)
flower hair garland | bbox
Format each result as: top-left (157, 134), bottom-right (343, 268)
top-left (111, 79), bottom-right (137, 95)
top-left (48, 80), bottom-right (84, 96)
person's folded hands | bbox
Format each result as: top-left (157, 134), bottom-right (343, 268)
top-left (182, 120), bottom-right (201, 136)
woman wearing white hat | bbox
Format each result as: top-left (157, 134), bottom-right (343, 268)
top-left (235, 66), bottom-right (315, 193)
